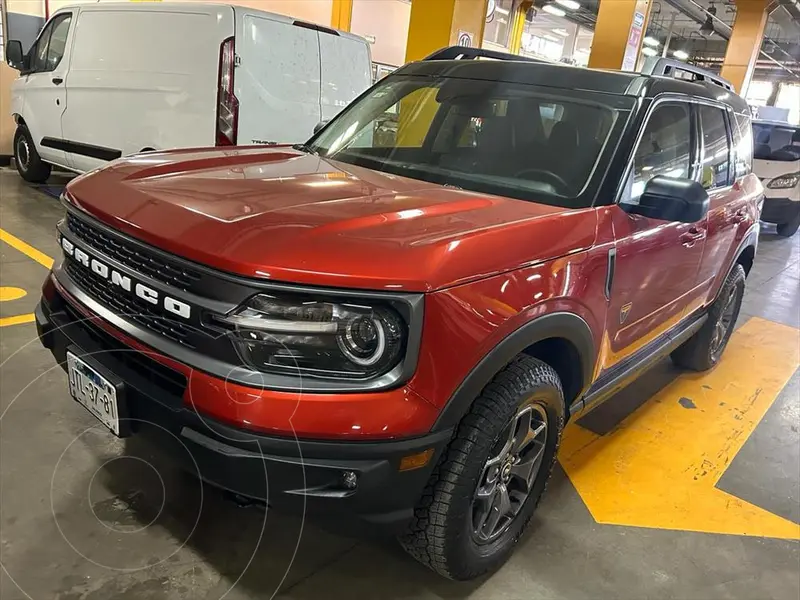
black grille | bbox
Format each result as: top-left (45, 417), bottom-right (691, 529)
top-left (65, 259), bottom-right (197, 348)
top-left (62, 303), bottom-right (188, 400)
top-left (66, 213), bottom-right (202, 291)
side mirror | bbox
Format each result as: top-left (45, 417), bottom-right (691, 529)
top-left (6, 40), bottom-right (25, 70)
top-left (625, 176), bottom-right (709, 223)
top-left (313, 119), bottom-right (330, 135)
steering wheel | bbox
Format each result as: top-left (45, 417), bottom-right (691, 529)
top-left (513, 168), bottom-right (570, 193)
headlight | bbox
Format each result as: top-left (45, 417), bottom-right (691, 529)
top-left (767, 172), bottom-right (800, 190)
top-left (221, 293), bottom-right (406, 380)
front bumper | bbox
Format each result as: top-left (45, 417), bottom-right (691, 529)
top-left (761, 197), bottom-right (800, 225)
top-left (36, 290), bottom-right (451, 534)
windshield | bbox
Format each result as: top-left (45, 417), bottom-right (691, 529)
top-left (307, 75), bottom-right (631, 208)
top-left (753, 122), bottom-right (800, 162)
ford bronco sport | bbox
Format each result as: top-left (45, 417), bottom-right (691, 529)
top-left (37, 48), bottom-right (762, 580)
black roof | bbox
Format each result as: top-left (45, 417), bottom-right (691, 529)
top-left (395, 56), bottom-right (750, 114)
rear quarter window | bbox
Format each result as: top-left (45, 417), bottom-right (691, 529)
top-left (732, 113), bottom-right (753, 178)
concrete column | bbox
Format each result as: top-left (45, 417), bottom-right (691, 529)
top-left (588, 0), bottom-right (652, 71)
top-left (720, 0), bottom-right (770, 95)
top-left (330, 0), bottom-right (353, 31)
top-left (404, 0), bottom-right (488, 63)
top-left (509, 1), bottom-right (533, 55)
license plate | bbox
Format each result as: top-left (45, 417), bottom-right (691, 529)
top-left (67, 351), bottom-right (121, 435)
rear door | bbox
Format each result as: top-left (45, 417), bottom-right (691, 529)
top-left (236, 14), bottom-right (321, 145)
top-left (20, 11), bottom-right (73, 167)
top-left (318, 33), bottom-right (371, 123)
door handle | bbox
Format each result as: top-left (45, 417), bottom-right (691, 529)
top-left (679, 227), bottom-right (706, 247)
top-left (52, 77), bottom-right (63, 85)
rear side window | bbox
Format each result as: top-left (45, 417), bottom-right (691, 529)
top-left (627, 102), bottom-right (693, 201)
top-left (698, 105), bottom-right (731, 190)
top-left (732, 112), bottom-right (753, 178)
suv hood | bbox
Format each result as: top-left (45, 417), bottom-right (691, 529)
top-left (66, 147), bottom-right (598, 292)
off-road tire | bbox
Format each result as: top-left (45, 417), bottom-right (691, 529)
top-left (671, 264), bottom-right (746, 371)
top-left (776, 213), bottom-right (800, 237)
top-left (14, 124), bottom-right (51, 183)
top-left (398, 355), bottom-right (565, 580)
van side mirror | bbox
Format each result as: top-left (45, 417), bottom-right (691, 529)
top-left (6, 40), bottom-right (25, 70)
top-left (313, 120), bottom-right (330, 134)
top-left (625, 176), bottom-right (709, 223)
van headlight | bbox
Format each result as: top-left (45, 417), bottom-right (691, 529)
top-left (767, 172), bottom-right (800, 190)
top-left (221, 294), bottom-right (406, 379)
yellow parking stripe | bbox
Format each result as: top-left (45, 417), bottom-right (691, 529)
top-left (0, 313), bottom-right (36, 328)
top-left (560, 317), bottom-right (800, 539)
top-left (0, 228), bottom-right (54, 269)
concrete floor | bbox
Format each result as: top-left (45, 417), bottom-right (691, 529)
top-left (1, 170), bottom-right (798, 600)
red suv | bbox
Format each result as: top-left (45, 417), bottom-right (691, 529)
top-left (37, 50), bottom-right (762, 580)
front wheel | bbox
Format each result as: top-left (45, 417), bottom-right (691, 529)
top-left (399, 355), bottom-right (564, 580)
top-left (671, 264), bottom-right (746, 371)
top-left (13, 124), bottom-right (51, 183)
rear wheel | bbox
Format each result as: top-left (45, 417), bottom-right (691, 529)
top-left (399, 355), bottom-right (564, 580)
top-left (671, 264), bottom-right (745, 371)
top-left (14, 124), bottom-right (51, 183)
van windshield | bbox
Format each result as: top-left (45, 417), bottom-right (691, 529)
top-left (307, 75), bottom-right (633, 208)
top-left (753, 122), bottom-right (800, 162)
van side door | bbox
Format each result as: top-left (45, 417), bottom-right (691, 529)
top-left (597, 101), bottom-right (707, 376)
top-left (20, 12), bottom-right (73, 168)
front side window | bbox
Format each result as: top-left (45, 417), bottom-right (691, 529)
top-left (308, 75), bottom-right (630, 208)
top-left (45, 14), bottom-right (71, 71)
top-left (626, 103), bottom-right (692, 202)
top-left (698, 105), bottom-right (731, 190)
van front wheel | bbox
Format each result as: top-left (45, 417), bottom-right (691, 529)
top-left (14, 125), bottom-right (51, 183)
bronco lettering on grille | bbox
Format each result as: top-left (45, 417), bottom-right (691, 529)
top-left (61, 236), bottom-right (192, 320)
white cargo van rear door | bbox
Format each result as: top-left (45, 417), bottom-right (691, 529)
top-left (61, 4), bottom-right (232, 173)
top-left (318, 33), bottom-right (371, 123)
top-left (236, 14), bottom-right (321, 145)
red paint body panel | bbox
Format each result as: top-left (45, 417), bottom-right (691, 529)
top-left (54, 144), bottom-right (763, 440)
top-left (65, 147), bottom-right (596, 292)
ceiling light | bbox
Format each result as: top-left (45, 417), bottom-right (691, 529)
top-left (555, 0), bottom-right (581, 9)
top-left (641, 46), bottom-right (658, 57)
top-left (542, 4), bottom-right (567, 17)
top-left (673, 49), bottom-right (689, 60)
top-left (642, 36), bottom-right (660, 47)
top-left (552, 28), bottom-right (569, 37)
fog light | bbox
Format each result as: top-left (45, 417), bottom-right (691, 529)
top-left (341, 471), bottom-right (358, 490)
top-left (399, 449), bottom-right (434, 472)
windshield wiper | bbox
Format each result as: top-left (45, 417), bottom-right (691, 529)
top-left (292, 143), bottom-right (318, 156)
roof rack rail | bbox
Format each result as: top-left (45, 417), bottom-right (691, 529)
top-left (423, 45), bottom-right (543, 63)
top-left (640, 56), bottom-right (734, 92)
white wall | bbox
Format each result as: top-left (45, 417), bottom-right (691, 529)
top-left (351, 0), bottom-right (409, 67)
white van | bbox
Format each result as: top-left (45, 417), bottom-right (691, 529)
top-left (5, 3), bottom-right (371, 182)
top-left (752, 120), bottom-right (800, 237)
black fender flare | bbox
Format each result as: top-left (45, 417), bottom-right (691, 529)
top-left (715, 225), bottom-right (758, 302)
top-left (431, 312), bottom-right (595, 432)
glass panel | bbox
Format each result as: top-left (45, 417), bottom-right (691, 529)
top-left (698, 105), bottom-right (731, 190)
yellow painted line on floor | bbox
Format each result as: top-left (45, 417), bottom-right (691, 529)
top-left (0, 228), bottom-right (54, 269)
top-left (0, 286), bottom-right (27, 301)
top-left (560, 316), bottom-right (800, 540)
top-left (0, 313), bottom-right (36, 328)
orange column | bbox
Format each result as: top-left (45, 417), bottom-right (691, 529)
top-left (330, 0), bottom-right (353, 32)
top-left (588, 0), bottom-right (652, 71)
top-left (404, 0), bottom-right (488, 63)
top-left (720, 0), bottom-right (769, 95)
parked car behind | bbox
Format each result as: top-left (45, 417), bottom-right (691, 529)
top-left (5, 2), bottom-right (371, 182)
top-left (752, 119), bottom-right (800, 236)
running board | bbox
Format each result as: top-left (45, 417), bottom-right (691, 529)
top-left (575, 313), bottom-right (708, 416)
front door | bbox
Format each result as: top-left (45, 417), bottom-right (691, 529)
top-left (600, 101), bottom-right (707, 372)
top-left (20, 12), bottom-right (73, 168)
